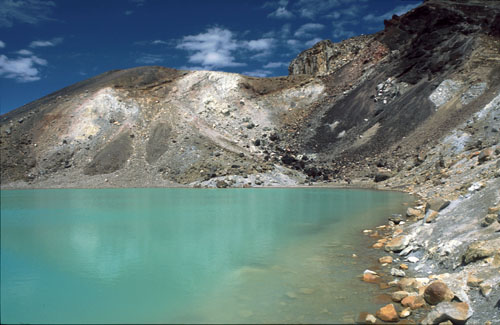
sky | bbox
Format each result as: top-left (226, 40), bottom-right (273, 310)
top-left (0, 0), bottom-right (421, 114)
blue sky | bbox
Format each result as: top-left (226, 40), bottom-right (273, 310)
top-left (0, 0), bottom-right (421, 114)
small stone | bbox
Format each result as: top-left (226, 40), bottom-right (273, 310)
top-left (399, 307), bottom-right (411, 318)
top-left (398, 278), bottom-right (416, 291)
top-left (424, 281), bottom-right (454, 305)
top-left (357, 312), bottom-right (377, 324)
top-left (481, 214), bottom-right (496, 227)
top-left (479, 283), bottom-right (492, 297)
top-left (401, 295), bottom-right (426, 310)
top-left (407, 256), bottom-right (420, 263)
top-left (373, 242), bottom-right (384, 249)
top-left (477, 148), bottom-right (494, 163)
top-left (487, 206), bottom-right (500, 214)
top-left (286, 291), bottom-right (297, 299)
top-left (391, 291), bottom-right (410, 302)
top-left (406, 207), bottom-right (424, 220)
top-left (466, 274), bottom-right (483, 287)
top-left (365, 314), bottom-right (377, 324)
top-left (425, 210), bottom-right (439, 223)
top-left (385, 235), bottom-right (410, 252)
top-left (391, 268), bottom-right (406, 277)
top-left (376, 304), bottom-right (399, 322)
top-left (379, 256), bottom-right (393, 264)
top-left (400, 263), bottom-right (409, 270)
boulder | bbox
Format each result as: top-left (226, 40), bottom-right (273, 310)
top-left (462, 239), bottom-right (500, 264)
top-left (385, 235), bottom-right (410, 252)
top-left (376, 304), bottom-right (399, 322)
top-left (422, 302), bottom-right (472, 325)
top-left (427, 197), bottom-right (450, 211)
top-left (424, 281), bottom-right (454, 305)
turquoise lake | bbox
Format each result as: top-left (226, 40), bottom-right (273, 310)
top-left (1, 188), bottom-right (413, 324)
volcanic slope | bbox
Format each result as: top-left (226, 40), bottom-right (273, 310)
top-left (0, 0), bottom-right (499, 190)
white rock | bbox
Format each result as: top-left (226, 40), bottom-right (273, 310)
top-left (408, 256), bottom-right (420, 263)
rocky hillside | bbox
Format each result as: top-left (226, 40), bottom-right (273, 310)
top-left (1, 0), bottom-right (499, 322)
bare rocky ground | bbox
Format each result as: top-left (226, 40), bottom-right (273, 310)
top-left (1, 0), bottom-right (499, 323)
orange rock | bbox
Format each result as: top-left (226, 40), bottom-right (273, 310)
top-left (400, 263), bottom-right (409, 270)
top-left (363, 273), bottom-right (381, 283)
top-left (376, 304), bottom-right (399, 322)
top-left (373, 242), bottom-right (384, 249)
top-left (401, 295), bottom-right (426, 310)
top-left (379, 256), bottom-right (393, 264)
top-left (425, 210), bottom-right (439, 223)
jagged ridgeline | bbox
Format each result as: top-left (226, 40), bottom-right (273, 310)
top-left (1, 0), bottom-right (499, 188)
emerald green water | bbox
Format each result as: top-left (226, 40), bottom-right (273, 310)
top-left (1, 188), bottom-right (412, 324)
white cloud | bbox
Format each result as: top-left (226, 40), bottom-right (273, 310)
top-left (363, 3), bottom-right (420, 23)
top-left (0, 54), bottom-right (47, 82)
top-left (17, 49), bottom-right (33, 55)
top-left (268, 6), bottom-right (294, 19)
top-left (29, 37), bottom-right (63, 48)
top-left (124, 10), bottom-right (133, 15)
top-left (0, 0), bottom-right (56, 27)
top-left (152, 39), bottom-right (169, 45)
top-left (130, 0), bottom-right (146, 6)
top-left (295, 0), bottom-right (340, 19)
top-left (245, 38), bottom-right (274, 51)
top-left (263, 61), bottom-right (288, 69)
top-left (176, 27), bottom-right (245, 69)
top-left (242, 69), bottom-right (272, 78)
top-left (0, 40), bottom-right (5, 48)
top-left (294, 23), bottom-right (325, 38)
top-left (136, 54), bottom-right (163, 64)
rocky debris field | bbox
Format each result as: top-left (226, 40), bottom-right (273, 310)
top-left (1, 0), bottom-right (500, 323)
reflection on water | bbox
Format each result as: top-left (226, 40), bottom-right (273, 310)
top-left (1, 188), bottom-right (413, 323)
